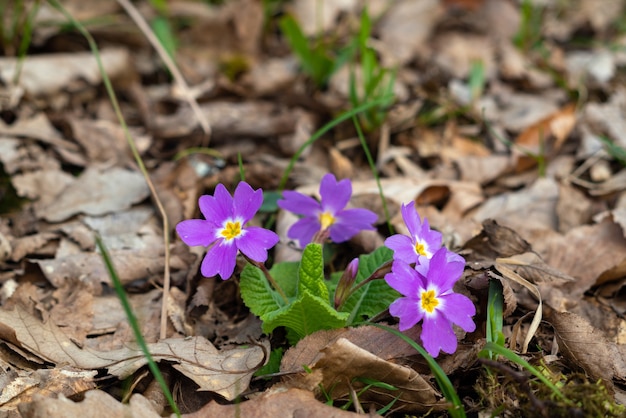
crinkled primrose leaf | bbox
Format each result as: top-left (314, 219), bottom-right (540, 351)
top-left (262, 290), bottom-right (349, 343)
top-left (240, 262), bottom-right (297, 317)
top-left (240, 243), bottom-right (350, 343)
top-left (298, 243), bottom-right (328, 301)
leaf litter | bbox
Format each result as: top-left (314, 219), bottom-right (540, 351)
top-left (0, 0), bottom-right (625, 416)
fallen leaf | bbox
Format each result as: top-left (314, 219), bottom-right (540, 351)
top-left (0, 307), bottom-right (267, 401)
top-left (550, 311), bottom-right (626, 393)
top-left (1, 367), bottom-right (97, 412)
top-left (377, 0), bottom-right (444, 66)
top-left (40, 167), bottom-right (150, 222)
top-left (513, 104), bottom-right (577, 172)
top-left (471, 177), bottom-right (559, 232)
top-left (185, 388), bottom-right (362, 418)
top-left (0, 49), bottom-right (132, 99)
top-left (17, 389), bottom-right (159, 418)
top-left (282, 336), bottom-right (447, 413)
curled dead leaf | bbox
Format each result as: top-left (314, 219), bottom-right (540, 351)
top-left (550, 311), bottom-right (626, 393)
top-left (0, 307), bottom-right (267, 401)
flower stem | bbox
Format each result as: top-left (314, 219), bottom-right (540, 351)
top-left (242, 254), bottom-right (290, 305)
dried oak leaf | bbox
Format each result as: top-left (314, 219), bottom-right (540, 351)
top-left (1, 367), bottom-right (97, 412)
top-left (0, 307), bottom-right (266, 401)
top-left (550, 311), bottom-right (626, 392)
top-left (40, 166), bottom-right (150, 222)
top-left (281, 336), bottom-right (447, 414)
top-left (18, 389), bottom-right (159, 418)
top-left (462, 219), bottom-right (532, 263)
top-left (185, 388), bottom-right (362, 418)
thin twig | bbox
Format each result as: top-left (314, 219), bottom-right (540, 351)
top-left (116, 0), bottom-right (211, 143)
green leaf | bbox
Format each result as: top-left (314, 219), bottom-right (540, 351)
top-left (298, 243), bottom-right (328, 302)
top-left (260, 190), bottom-right (282, 213)
top-left (261, 290), bottom-right (349, 343)
top-left (240, 264), bottom-right (288, 318)
top-left (270, 261), bottom-right (300, 298)
top-left (339, 246), bottom-right (398, 325)
top-left (150, 16), bottom-right (177, 60)
top-left (254, 347), bottom-right (284, 379)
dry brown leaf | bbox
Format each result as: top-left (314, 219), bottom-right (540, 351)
top-left (462, 219), bottom-right (532, 263)
top-left (185, 388), bottom-right (363, 418)
top-left (556, 181), bottom-right (593, 233)
top-left (1, 367), bottom-right (97, 412)
top-left (471, 177), bottom-right (559, 232)
top-left (550, 311), bottom-right (626, 393)
top-left (281, 325), bottom-right (424, 375)
top-left (496, 252), bottom-right (575, 285)
top-left (0, 307), bottom-right (266, 401)
top-left (377, 0), bottom-right (444, 66)
top-left (18, 389), bottom-right (159, 418)
top-left (282, 337), bottom-right (447, 413)
top-left (289, 0), bottom-right (358, 36)
top-left (532, 217), bottom-right (626, 297)
top-left (9, 232), bottom-right (58, 262)
top-left (39, 166), bottom-right (150, 222)
top-left (0, 49), bottom-right (132, 101)
top-left (513, 103), bottom-right (577, 172)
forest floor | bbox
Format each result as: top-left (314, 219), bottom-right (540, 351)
top-left (1, 0), bottom-right (626, 417)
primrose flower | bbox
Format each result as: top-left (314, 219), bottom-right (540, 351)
top-left (176, 182), bottom-right (279, 280)
top-left (384, 248), bottom-right (476, 357)
top-left (277, 173), bottom-right (377, 247)
top-left (384, 201), bottom-right (443, 265)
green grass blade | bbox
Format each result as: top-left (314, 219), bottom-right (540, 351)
top-left (278, 95), bottom-right (393, 191)
top-left (95, 235), bottom-right (181, 417)
top-left (480, 342), bottom-right (571, 404)
top-left (352, 115), bottom-right (393, 234)
top-left (369, 323), bottom-right (466, 418)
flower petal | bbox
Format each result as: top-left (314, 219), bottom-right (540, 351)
top-left (287, 217), bottom-right (320, 247)
top-left (209, 184), bottom-right (234, 219)
top-left (440, 292), bottom-right (476, 332)
top-left (320, 174), bottom-right (351, 214)
top-left (176, 219), bottom-right (216, 247)
top-left (421, 312), bottom-right (457, 357)
top-left (328, 209), bottom-right (376, 243)
top-left (198, 194), bottom-right (227, 228)
top-left (233, 181), bottom-right (263, 222)
top-left (385, 234), bottom-right (418, 264)
top-left (202, 240), bottom-right (238, 280)
top-left (237, 226), bottom-right (279, 262)
top-left (427, 248), bottom-right (465, 292)
top-left (401, 202), bottom-right (422, 238)
top-left (385, 260), bottom-right (424, 296)
top-left (277, 191), bottom-right (321, 217)
top-left (389, 297), bottom-right (422, 331)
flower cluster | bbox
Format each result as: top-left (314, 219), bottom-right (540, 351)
top-left (175, 175), bottom-right (476, 359)
top-left (277, 173), bottom-right (378, 247)
top-left (384, 201), bottom-right (476, 357)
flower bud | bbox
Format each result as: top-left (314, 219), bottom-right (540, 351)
top-left (334, 258), bottom-right (359, 309)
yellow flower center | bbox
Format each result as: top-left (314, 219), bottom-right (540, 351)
top-left (319, 212), bottom-right (336, 230)
top-left (220, 221), bottom-right (242, 241)
top-left (420, 289), bottom-right (439, 314)
top-left (415, 241), bottom-right (428, 257)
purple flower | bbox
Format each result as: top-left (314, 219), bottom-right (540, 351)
top-left (277, 173), bottom-right (377, 247)
top-left (176, 182), bottom-right (280, 280)
top-left (385, 201), bottom-right (443, 265)
top-left (384, 248), bottom-right (475, 357)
